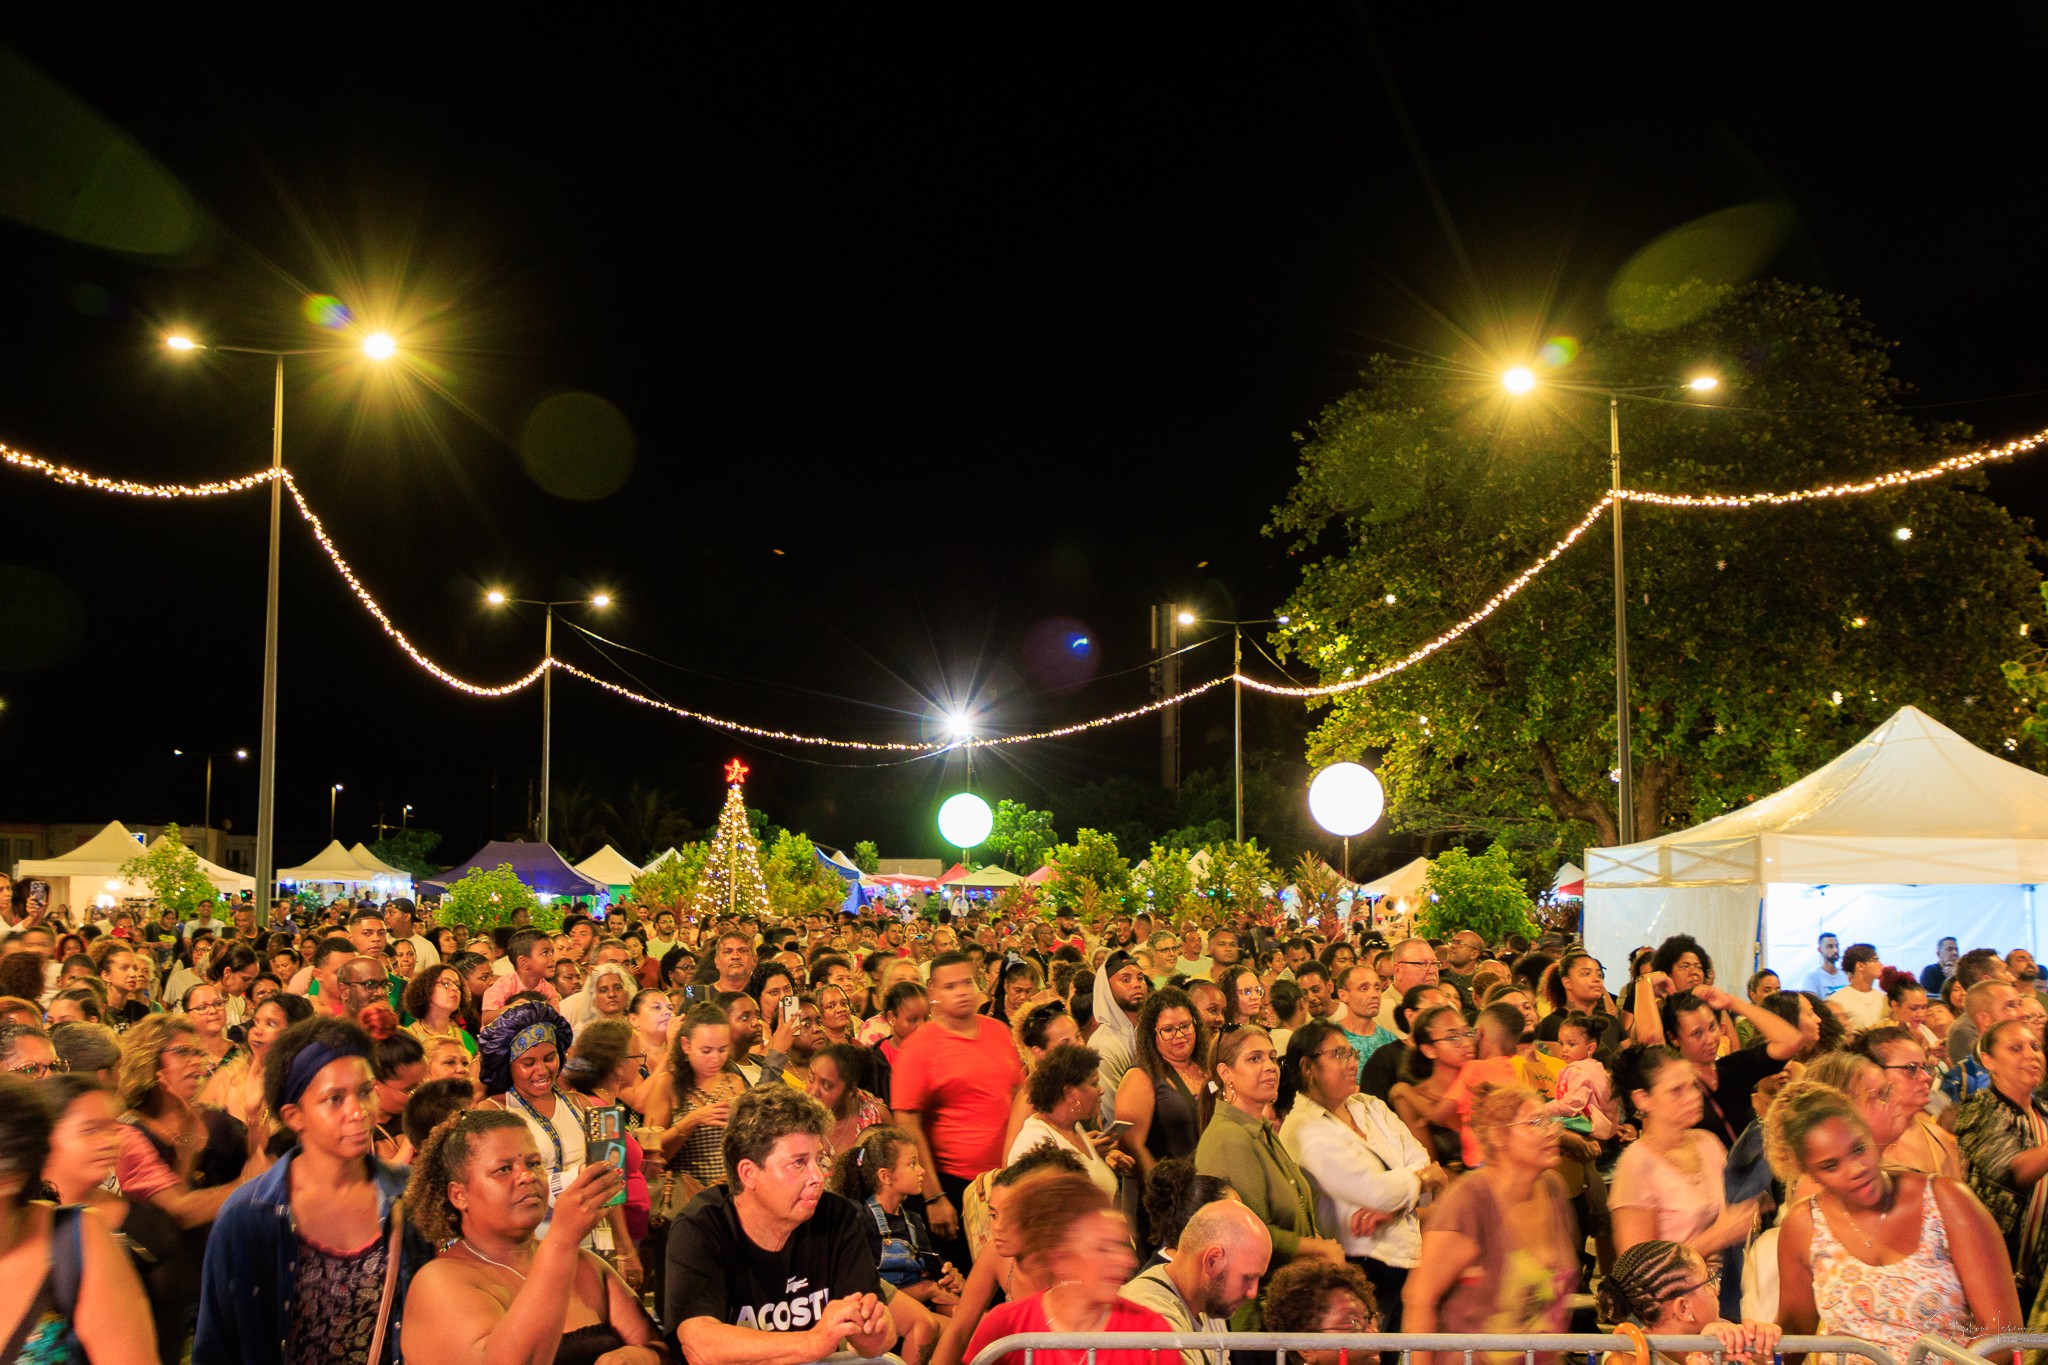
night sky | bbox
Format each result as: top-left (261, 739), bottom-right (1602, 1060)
top-left (4, 12), bottom-right (2047, 871)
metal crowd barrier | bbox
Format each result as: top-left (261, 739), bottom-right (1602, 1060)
top-left (968, 1333), bottom-right (1901, 1365)
top-left (1948, 1336), bottom-right (2048, 1365)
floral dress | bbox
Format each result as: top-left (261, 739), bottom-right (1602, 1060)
top-left (1808, 1181), bottom-right (1973, 1361)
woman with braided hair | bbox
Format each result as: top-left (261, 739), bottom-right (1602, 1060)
top-left (1594, 1239), bottom-right (1779, 1365)
top-left (400, 1108), bottom-right (669, 1365)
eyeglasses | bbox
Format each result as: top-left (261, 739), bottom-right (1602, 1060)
top-left (1675, 1271), bottom-right (1723, 1295)
top-left (1509, 1113), bottom-right (1565, 1130)
top-left (1429, 1029), bottom-right (1476, 1046)
top-left (187, 999), bottom-right (226, 1012)
top-left (1880, 1061), bottom-right (1940, 1079)
top-left (7, 1059), bottom-right (68, 1078)
top-left (1157, 1021), bottom-right (1198, 1039)
top-left (1395, 958), bottom-right (1438, 972)
top-left (338, 977), bottom-right (384, 991)
top-left (163, 1046), bottom-right (211, 1062)
top-left (1237, 985), bottom-right (1266, 999)
top-left (1314, 1046), bottom-right (1360, 1065)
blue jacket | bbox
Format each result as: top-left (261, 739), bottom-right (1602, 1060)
top-left (192, 1148), bottom-right (426, 1365)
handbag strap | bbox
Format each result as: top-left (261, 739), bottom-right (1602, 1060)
top-left (364, 1196), bottom-right (405, 1365)
top-left (49, 1205), bottom-right (84, 1321)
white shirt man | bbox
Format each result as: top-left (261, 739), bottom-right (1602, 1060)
top-left (1832, 944), bottom-right (1888, 1031)
top-left (1800, 933), bottom-right (1846, 997)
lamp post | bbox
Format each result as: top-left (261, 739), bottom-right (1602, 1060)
top-left (172, 747), bottom-right (247, 833)
top-left (329, 783), bottom-right (344, 840)
top-left (1501, 368), bottom-right (1719, 846)
top-left (402, 804), bottom-right (413, 830)
top-left (484, 590), bottom-right (612, 845)
top-left (1180, 610), bottom-right (1290, 843)
top-left (164, 330), bottom-right (397, 920)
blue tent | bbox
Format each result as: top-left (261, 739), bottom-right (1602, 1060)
top-left (422, 840), bottom-right (609, 898)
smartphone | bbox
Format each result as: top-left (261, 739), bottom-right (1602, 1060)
top-left (681, 984), bottom-right (699, 1003)
top-left (583, 1104), bottom-right (629, 1208)
top-left (1100, 1119), bottom-right (1135, 1137)
top-left (780, 995), bottom-right (800, 1025)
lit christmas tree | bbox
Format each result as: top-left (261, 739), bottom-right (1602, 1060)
top-left (695, 759), bottom-right (771, 920)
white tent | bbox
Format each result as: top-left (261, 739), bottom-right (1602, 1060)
top-left (14, 820), bottom-right (253, 906)
top-left (643, 847), bottom-right (683, 871)
top-left (279, 840), bottom-right (383, 885)
top-left (954, 866), bottom-right (1025, 889)
top-left (349, 843), bottom-right (411, 879)
top-left (1584, 706), bottom-right (2048, 990)
top-left (1357, 856), bottom-right (1431, 901)
top-left (1553, 861), bottom-right (1585, 894)
top-left (575, 844), bottom-right (644, 888)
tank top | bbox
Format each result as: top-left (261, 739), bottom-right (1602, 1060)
top-left (1145, 1070), bottom-right (1203, 1163)
top-left (1809, 1178), bottom-right (1974, 1360)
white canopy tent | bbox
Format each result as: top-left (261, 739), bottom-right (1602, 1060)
top-left (1584, 706), bottom-right (2048, 989)
top-left (954, 866), bottom-right (1024, 889)
top-left (279, 840), bottom-right (384, 886)
top-left (1357, 856), bottom-right (1431, 902)
top-left (574, 845), bottom-right (644, 888)
top-left (15, 820), bottom-right (252, 906)
top-left (349, 843), bottom-right (411, 880)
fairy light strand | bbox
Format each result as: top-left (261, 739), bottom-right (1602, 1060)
top-left (1614, 423), bottom-right (2048, 507)
top-left (10, 421), bottom-right (2048, 734)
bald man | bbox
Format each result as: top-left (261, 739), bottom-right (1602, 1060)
top-left (1121, 1200), bottom-right (1272, 1365)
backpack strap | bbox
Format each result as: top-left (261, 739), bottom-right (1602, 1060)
top-left (50, 1205), bottom-right (85, 1321)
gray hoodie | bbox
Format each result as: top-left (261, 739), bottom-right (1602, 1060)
top-left (1092, 953), bottom-right (1142, 1122)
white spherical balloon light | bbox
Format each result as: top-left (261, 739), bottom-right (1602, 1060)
top-left (1308, 762), bottom-right (1385, 838)
top-left (937, 792), bottom-right (994, 849)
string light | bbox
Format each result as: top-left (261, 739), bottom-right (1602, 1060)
top-left (1613, 424), bottom-right (2048, 508)
top-left (1236, 497), bottom-right (1615, 699)
top-left (11, 423), bottom-right (2048, 742)
top-left (1, 444), bottom-right (282, 496)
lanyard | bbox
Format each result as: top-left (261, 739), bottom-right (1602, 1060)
top-left (510, 1087), bottom-right (567, 1167)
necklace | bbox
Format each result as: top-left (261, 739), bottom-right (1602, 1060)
top-left (459, 1238), bottom-right (527, 1281)
top-left (1832, 1175), bottom-right (1897, 1255)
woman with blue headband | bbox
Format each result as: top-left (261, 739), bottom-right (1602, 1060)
top-left (478, 998), bottom-right (641, 1289)
top-left (192, 1014), bottom-right (429, 1365)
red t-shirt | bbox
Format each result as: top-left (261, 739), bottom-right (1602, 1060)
top-left (889, 1014), bottom-right (1024, 1180)
top-left (965, 1292), bottom-right (1175, 1365)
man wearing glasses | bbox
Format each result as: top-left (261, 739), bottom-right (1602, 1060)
top-left (1378, 941), bottom-right (1441, 1037)
top-left (333, 957), bottom-right (395, 1019)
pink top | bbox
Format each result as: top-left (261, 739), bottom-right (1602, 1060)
top-left (964, 1292), bottom-right (1176, 1365)
top-left (482, 971), bottom-right (561, 1014)
top-left (1809, 1179), bottom-right (1973, 1359)
top-left (1552, 1059), bottom-right (1618, 1139)
top-left (1609, 1130), bottom-right (1728, 1249)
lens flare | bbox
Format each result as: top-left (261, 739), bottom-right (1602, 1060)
top-left (1537, 336), bottom-right (1579, 369)
top-left (302, 294), bottom-right (352, 330)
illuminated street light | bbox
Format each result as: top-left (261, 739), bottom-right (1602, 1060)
top-left (330, 783), bottom-right (344, 839)
top-left (161, 323), bottom-right (403, 921)
top-left (174, 746), bottom-right (248, 834)
top-left (1176, 610), bottom-right (1195, 627)
top-left (485, 589), bottom-right (614, 844)
top-left (1500, 366), bottom-right (1724, 844)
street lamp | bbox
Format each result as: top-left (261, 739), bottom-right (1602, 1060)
top-left (172, 747), bottom-right (248, 832)
top-left (1502, 367), bottom-right (1721, 844)
top-left (402, 804), bottom-right (413, 829)
top-left (1181, 610), bottom-right (1289, 843)
top-left (484, 590), bottom-right (613, 845)
top-left (164, 329), bottom-right (397, 920)
top-left (330, 783), bottom-right (344, 840)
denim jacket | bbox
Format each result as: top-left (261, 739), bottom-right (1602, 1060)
top-left (192, 1148), bottom-right (425, 1365)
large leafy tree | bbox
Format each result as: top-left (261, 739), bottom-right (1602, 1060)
top-left (1271, 281), bottom-right (2041, 857)
top-left (984, 799), bottom-right (1057, 872)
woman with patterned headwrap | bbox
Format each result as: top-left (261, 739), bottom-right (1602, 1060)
top-left (477, 998), bottom-right (642, 1290)
top-left (193, 1014), bottom-right (430, 1365)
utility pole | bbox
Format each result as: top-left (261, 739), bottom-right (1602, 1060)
top-left (1150, 603), bottom-right (1182, 791)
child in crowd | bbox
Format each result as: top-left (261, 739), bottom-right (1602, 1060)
top-left (831, 1124), bottom-right (965, 1312)
top-left (1550, 1013), bottom-right (1624, 1139)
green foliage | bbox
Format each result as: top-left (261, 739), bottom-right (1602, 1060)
top-left (439, 863), bottom-right (555, 934)
top-left (120, 824), bottom-right (220, 920)
top-left (1132, 842), bottom-right (1195, 919)
top-left (1041, 828), bottom-right (1133, 916)
top-left (1270, 281), bottom-right (2043, 852)
top-left (1291, 851), bottom-right (1345, 926)
top-left (991, 882), bottom-right (1044, 921)
top-left (610, 783), bottom-right (695, 862)
top-left (852, 840), bottom-right (881, 876)
top-left (763, 831), bottom-right (851, 919)
top-left (368, 829), bottom-right (443, 878)
top-left (985, 799), bottom-right (1058, 872)
top-left (1415, 845), bottom-right (1538, 946)
top-left (547, 782), bottom-right (612, 859)
top-left (1193, 840), bottom-right (1273, 914)
top-left (627, 843), bottom-right (706, 912)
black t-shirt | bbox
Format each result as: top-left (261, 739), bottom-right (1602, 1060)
top-left (1695, 1043), bottom-right (1787, 1147)
top-left (664, 1186), bottom-right (880, 1345)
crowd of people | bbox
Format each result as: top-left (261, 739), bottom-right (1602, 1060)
top-left (0, 890), bottom-right (2041, 1365)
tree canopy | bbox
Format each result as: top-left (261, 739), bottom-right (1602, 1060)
top-left (1270, 281), bottom-right (2041, 861)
